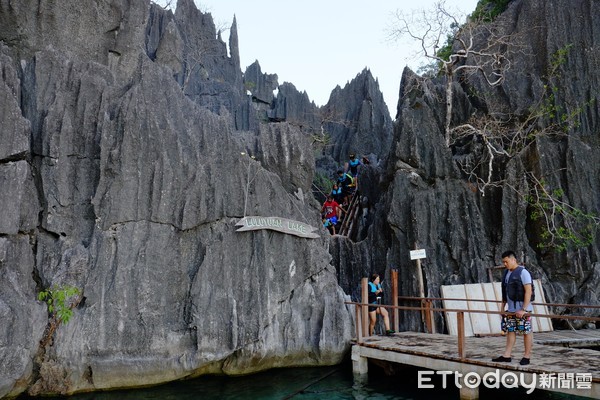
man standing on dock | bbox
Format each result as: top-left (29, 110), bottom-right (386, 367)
top-left (492, 250), bottom-right (534, 366)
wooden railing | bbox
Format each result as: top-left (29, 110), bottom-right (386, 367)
top-left (346, 275), bottom-right (600, 360)
top-left (338, 189), bottom-right (360, 237)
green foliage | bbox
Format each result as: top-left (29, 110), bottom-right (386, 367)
top-left (311, 132), bottom-right (332, 147)
top-left (244, 81), bottom-right (256, 92)
top-left (549, 44), bottom-right (573, 77)
top-left (38, 285), bottom-right (81, 325)
top-left (471, 0), bottom-right (511, 22)
top-left (313, 171), bottom-right (334, 200)
top-left (458, 42), bottom-right (595, 253)
top-left (526, 179), bottom-right (599, 252)
top-left (528, 44), bottom-right (593, 135)
top-left (436, 34), bottom-right (456, 62)
top-left (416, 61), bottom-right (440, 78)
top-left (509, 44), bottom-right (598, 253)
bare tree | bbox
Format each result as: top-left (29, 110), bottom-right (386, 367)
top-left (152, 0), bottom-right (175, 10)
top-left (390, 2), bottom-right (598, 251)
top-left (389, 0), bottom-right (513, 146)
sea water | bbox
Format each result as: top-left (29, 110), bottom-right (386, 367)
top-left (19, 362), bottom-right (591, 400)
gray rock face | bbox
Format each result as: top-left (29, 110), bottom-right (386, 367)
top-left (270, 82), bottom-right (321, 128)
top-left (0, 0), bottom-right (352, 397)
top-left (458, 0), bottom-right (600, 309)
top-left (323, 69), bottom-right (394, 163)
top-left (0, 161), bottom-right (38, 235)
top-left (0, 47), bottom-right (30, 162)
top-left (2, 0), bottom-right (599, 397)
top-left (0, 236), bottom-right (47, 398)
top-left (332, 0), bottom-right (600, 333)
top-left (0, 44), bottom-right (45, 398)
top-left (244, 61), bottom-right (278, 105)
top-left (0, 0), bottom-right (123, 64)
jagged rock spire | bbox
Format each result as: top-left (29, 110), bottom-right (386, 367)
top-left (229, 14), bottom-right (240, 70)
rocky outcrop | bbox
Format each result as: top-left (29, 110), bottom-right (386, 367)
top-left (2, 0), bottom-right (599, 397)
top-left (322, 69), bottom-right (394, 163)
top-left (244, 61), bottom-right (278, 105)
top-left (332, 0), bottom-right (600, 332)
top-left (458, 0), bottom-right (600, 310)
top-left (0, 0), bottom-right (353, 397)
top-left (0, 44), bottom-right (47, 398)
top-left (269, 82), bottom-right (321, 129)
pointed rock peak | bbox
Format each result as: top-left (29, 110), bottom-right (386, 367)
top-left (398, 66), bottom-right (422, 97)
top-left (335, 67), bottom-right (382, 97)
top-left (356, 68), bottom-right (377, 84)
top-left (176, 0), bottom-right (197, 14)
top-left (247, 59), bottom-right (262, 72)
top-left (229, 14), bottom-right (240, 68)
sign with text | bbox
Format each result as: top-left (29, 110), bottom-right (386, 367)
top-left (410, 249), bottom-right (427, 260)
top-left (236, 216), bottom-right (319, 239)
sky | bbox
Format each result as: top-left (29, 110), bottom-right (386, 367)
top-left (168, 0), bottom-right (480, 114)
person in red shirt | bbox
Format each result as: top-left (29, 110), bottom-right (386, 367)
top-left (321, 195), bottom-right (341, 233)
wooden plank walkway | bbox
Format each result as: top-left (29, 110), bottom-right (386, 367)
top-left (533, 329), bottom-right (600, 347)
top-left (352, 331), bottom-right (600, 399)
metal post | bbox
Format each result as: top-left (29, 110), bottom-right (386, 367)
top-left (361, 277), bottom-right (369, 336)
top-left (391, 269), bottom-right (399, 332)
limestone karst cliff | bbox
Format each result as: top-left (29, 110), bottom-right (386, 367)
top-left (332, 0), bottom-right (600, 332)
top-left (1, 0), bottom-right (599, 398)
top-left (0, 0), bottom-right (356, 397)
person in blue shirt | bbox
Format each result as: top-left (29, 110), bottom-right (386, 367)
top-left (322, 217), bottom-right (335, 235)
top-left (368, 273), bottom-right (394, 336)
top-left (345, 153), bottom-right (362, 178)
top-left (336, 170), bottom-right (354, 206)
top-left (492, 250), bottom-right (534, 366)
top-left (330, 183), bottom-right (344, 205)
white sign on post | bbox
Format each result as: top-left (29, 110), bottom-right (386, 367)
top-left (410, 249), bottom-right (427, 260)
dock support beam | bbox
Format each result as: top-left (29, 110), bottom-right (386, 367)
top-left (351, 345), bottom-right (368, 381)
top-left (361, 278), bottom-right (369, 336)
top-left (459, 386), bottom-right (479, 400)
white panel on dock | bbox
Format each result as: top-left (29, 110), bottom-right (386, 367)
top-left (532, 280), bottom-right (553, 332)
top-left (442, 280), bottom-right (553, 336)
top-left (465, 283), bottom-right (491, 335)
top-left (440, 285), bottom-right (473, 336)
top-left (483, 283), bottom-right (503, 334)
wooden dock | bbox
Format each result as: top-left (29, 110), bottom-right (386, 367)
top-left (352, 331), bottom-right (600, 399)
top-left (533, 329), bottom-right (600, 347)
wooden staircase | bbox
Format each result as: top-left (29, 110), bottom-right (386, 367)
top-left (338, 188), bottom-right (361, 237)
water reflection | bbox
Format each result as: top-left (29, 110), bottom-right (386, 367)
top-left (18, 362), bottom-right (590, 400)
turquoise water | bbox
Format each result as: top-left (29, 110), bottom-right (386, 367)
top-left (20, 362), bottom-right (592, 400)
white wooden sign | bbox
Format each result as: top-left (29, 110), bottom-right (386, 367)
top-left (236, 216), bottom-right (319, 239)
top-left (410, 249), bottom-right (427, 260)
